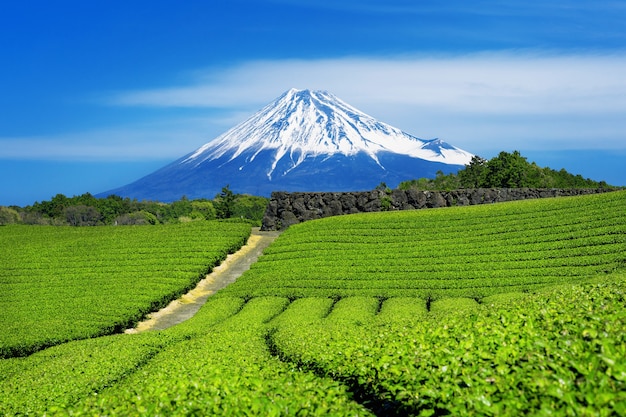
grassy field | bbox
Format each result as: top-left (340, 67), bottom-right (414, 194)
top-left (1, 191), bottom-right (624, 415)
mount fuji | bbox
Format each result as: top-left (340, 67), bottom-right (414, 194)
top-left (100, 89), bottom-right (474, 201)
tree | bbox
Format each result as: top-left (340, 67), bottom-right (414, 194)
top-left (0, 206), bottom-right (20, 225)
top-left (191, 200), bottom-right (217, 220)
top-left (232, 195), bottom-right (269, 225)
top-left (64, 205), bottom-right (102, 226)
top-left (483, 151), bottom-right (531, 188)
top-left (375, 182), bottom-right (391, 193)
top-left (398, 178), bottom-right (432, 190)
top-left (96, 195), bottom-right (132, 224)
top-left (432, 170), bottom-right (460, 190)
top-left (33, 193), bottom-right (69, 219)
top-left (113, 211), bottom-right (157, 225)
top-left (458, 155), bottom-right (488, 188)
top-left (215, 185), bottom-right (236, 219)
top-left (170, 197), bottom-right (193, 221)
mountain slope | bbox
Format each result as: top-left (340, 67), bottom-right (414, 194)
top-left (101, 89), bottom-right (473, 201)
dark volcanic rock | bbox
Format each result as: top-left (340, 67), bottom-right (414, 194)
top-left (261, 188), bottom-right (614, 230)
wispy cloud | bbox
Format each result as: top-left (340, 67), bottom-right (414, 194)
top-left (111, 53), bottom-right (626, 115)
top-left (6, 52), bottom-right (626, 161)
top-left (109, 52), bottom-right (626, 153)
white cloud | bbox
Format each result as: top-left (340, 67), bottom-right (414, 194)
top-left (108, 52), bottom-right (626, 154)
top-left (5, 52), bottom-right (626, 161)
top-left (111, 53), bottom-right (626, 115)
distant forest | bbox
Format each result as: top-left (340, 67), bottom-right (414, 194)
top-left (399, 150), bottom-right (616, 191)
top-left (0, 186), bottom-right (268, 227)
top-left (0, 151), bottom-right (619, 226)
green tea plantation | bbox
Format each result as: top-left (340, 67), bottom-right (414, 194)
top-left (1, 191), bottom-right (624, 415)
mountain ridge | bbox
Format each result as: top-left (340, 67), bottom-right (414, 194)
top-left (100, 89), bottom-right (474, 201)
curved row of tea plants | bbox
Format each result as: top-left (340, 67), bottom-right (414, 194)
top-left (269, 276), bottom-right (626, 415)
top-left (4, 277), bottom-right (624, 415)
top-left (0, 296), bottom-right (372, 416)
top-left (0, 221), bottom-right (251, 358)
top-left (2, 192), bottom-right (625, 415)
top-left (219, 191), bottom-right (626, 299)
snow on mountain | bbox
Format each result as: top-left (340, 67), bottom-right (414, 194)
top-left (99, 89), bottom-right (474, 201)
top-left (182, 88), bottom-right (473, 178)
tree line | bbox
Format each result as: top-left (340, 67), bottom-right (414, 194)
top-left (1, 152), bottom-right (619, 226)
top-left (0, 186), bottom-right (268, 227)
top-left (399, 151), bottom-right (616, 191)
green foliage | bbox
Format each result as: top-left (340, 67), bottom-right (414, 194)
top-left (1, 297), bottom-right (372, 416)
top-left (0, 206), bottom-right (20, 225)
top-left (190, 199), bottom-right (217, 220)
top-left (0, 297), bottom-right (246, 416)
top-left (219, 191), bottom-right (626, 299)
top-left (232, 194), bottom-right (270, 225)
top-left (63, 204), bottom-right (101, 226)
top-left (0, 221), bottom-right (251, 357)
top-left (375, 182), bottom-right (391, 193)
top-left (0, 332), bottom-right (184, 415)
top-left (14, 188), bottom-right (268, 226)
top-left (215, 185), bottom-right (236, 219)
top-left (2, 192), bottom-right (625, 415)
top-left (430, 297), bottom-right (479, 315)
top-left (39, 193), bottom-right (70, 218)
top-left (270, 278), bottom-right (626, 415)
top-left (398, 170), bottom-right (461, 190)
top-left (380, 195), bottom-right (392, 211)
top-left (433, 169), bottom-right (462, 190)
top-left (77, 297), bottom-right (370, 416)
top-left (483, 150), bottom-right (530, 187)
top-left (397, 177), bottom-right (431, 190)
top-left (400, 150), bottom-right (615, 190)
top-left (113, 210), bottom-right (156, 225)
top-left (458, 155), bottom-right (488, 188)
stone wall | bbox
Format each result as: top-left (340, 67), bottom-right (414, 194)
top-left (261, 188), bottom-right (614, 230)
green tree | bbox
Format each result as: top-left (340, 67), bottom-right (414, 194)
top-left (64, 205), bottom-right (102, 226)
top-left (191, 200), bottom-right (217, 220)
top-left (375, 182), bottom-right (391, 193)
top-left (432, 170), bottom-right (460, 190)
top-left (73, 192), bottom-right (98, 207)
top-left (215, 185), bottom-right (236, 219)
top-left (398, 178), bottom-right (432, 190)
top-left (483, 151), bottom-right (531, 188)
top-left (170, 196), bottom-right (193, 221)
top-left (33, 193), bottom-right (69, 219)
top-left (96, 195), bottom-right (133, 224)
top-left (458, 155), bottom-right (488, 188)
top-left (114, 210), bottom-right (157, 225)
top-left (0, 206), bottom-right (20, 225)
top-left (231, 195), bottom-right (268, 224)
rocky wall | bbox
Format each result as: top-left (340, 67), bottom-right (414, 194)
top-left (261, 188), bottom-right (614, 230)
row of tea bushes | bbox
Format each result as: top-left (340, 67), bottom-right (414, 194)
top-left (220, 191), bottom-right (625, 299)
top-left (269, 277), bottom-right (626, 415)
top-left (0, 221), bottom-right (251, 358)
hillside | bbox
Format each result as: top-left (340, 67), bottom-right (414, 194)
top-left (1, 191), bottom-right (625, 415)
top-left (222, 191), bottom-right (625, 299)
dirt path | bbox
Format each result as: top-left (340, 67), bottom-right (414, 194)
top-left (125, 228), bottom-right (280, 334)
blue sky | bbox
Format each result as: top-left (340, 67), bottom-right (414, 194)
top-left (1, 1), bottom-right (625, 206)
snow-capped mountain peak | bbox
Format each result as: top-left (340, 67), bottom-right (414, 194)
top-left (101, 89), bottom-right (474, 202)
top-left (183, 88), bottom-right (473, 178)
